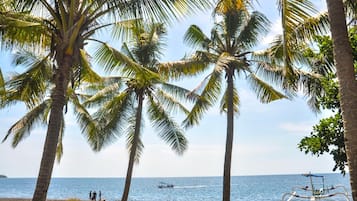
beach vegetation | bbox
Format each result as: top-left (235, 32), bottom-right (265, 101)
top-left (324, 1), bottom-right (357, 199)
top-left (164, 1), bottom-right (290, 200)
top-left (83, 21), bottom-right (196, 201)
top-left (299, 26), bottom-right (357, 175)
top-left (0, 1), bottom-right (212, 201)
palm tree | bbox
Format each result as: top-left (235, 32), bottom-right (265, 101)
top-left (265, 0), bottom-right (330, 111)
top-left (161, 4), bottom-right (287, 201)
top-left (0, 1), bottom-right (212, 201)
top-left (275, 0), bottom-right (357, 198)
top-left (85, 22), bottom-right (193, 201)
top-left (1, 49), bottom-right (101, 162)
top-left (325, 0), bottom-right (357, 199)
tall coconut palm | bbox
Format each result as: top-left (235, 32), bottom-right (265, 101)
top-left (85, 22), bottom-right (194, 201)
top-left (1, 49), bottom-right (101, 162)
top-left (0, 1), bottom-right (211, 201)
top-left (161, 5), bottom-right (287, 201)
top-left (325, 0), bottom-right (357, 199)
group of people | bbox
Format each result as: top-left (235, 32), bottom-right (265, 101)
top-left (89, 190), bottom-right (105, 201)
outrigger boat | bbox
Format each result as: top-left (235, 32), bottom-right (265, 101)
top-left (158, 182), bottom-right (174, 189)
top-left (282, 173), bottom-right (351, 201)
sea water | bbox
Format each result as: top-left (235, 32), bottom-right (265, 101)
top-left (0, 174), bottom-right (351, 201)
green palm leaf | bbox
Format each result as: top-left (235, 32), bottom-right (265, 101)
top-left (183, 68), bottom-right (223, 128)
top-left (79, 49), bottom-right (102, 83)
top-left (184, 25), bottom-right (210, 49)
top-left (68, 88), bottom-right (99, 151)
top-left (247, 73), bottom-right (287, 103)
top-left (92, 91), bottom-right (135, 151)
top-left (121, 0), bottom-right (212, 23)
top-left (154, 88), bottom-right (190, 115)
top-left (84, 81), bottom-right (122, 107)
top-left (5, 51), bottom-right (52, 108)
top-left (56, 114), bottom-right (65, 163)
top-left (125, 114), bottom-right (144, 164)
top-left (220, 84), bottom-right (240, 114)
top-left (158, 56), bottom-right (209, 80)
top-left (2, 99), bottom-right (51, 147)
top-left (147, 96), bottom-right (187, 155)
top-left (0, 68), bottom-right (5, 106)
top-left (0, 10), bottom-right (49, 51)
top-left (237, 11), bottom-right (270, 49)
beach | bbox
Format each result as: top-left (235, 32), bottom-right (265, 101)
top-left (0, 199), bottom-right (65, 201)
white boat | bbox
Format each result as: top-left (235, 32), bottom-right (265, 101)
top-left (158, 182), bottom-right (174, 189)
top-left (282, 173), bottom-right (351, 201)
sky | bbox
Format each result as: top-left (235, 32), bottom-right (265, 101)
top-left (0, 0), bottom-right (337, 178)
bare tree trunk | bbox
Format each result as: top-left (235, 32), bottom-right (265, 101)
top-left (32, 55), bottom-right (72, 201)
top-left (223, 72), bottom-right (234, 201)
top-left (326, 0), bottom-right (357, 200)
top-left (121, 95), bottom-right (144, 201)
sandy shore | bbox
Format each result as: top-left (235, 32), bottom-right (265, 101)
top-left (0, 199), bottom-right (68, 201)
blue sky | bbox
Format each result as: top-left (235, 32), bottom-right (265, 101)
top-left (0, 0), bottom-right (336, 178)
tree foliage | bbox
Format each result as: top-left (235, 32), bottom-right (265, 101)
top-left (298, 26), bottom-right (357, 174)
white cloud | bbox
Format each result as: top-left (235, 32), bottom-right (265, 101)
top-left (261, 19), bottom-right (282, 46)
top-left (279, 122), bottom-right (314, 135)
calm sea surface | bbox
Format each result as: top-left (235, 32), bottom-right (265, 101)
top-left (0, 174), bottom-right (352, 201)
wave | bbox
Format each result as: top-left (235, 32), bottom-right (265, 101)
top-left (174, 185), bottom-right (208, 189)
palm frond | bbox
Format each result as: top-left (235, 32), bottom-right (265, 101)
top-left (125, 114), bottom-right (144, 164)
top-left (160, 82), bottom-right (199, 103)
top-left (147, 96), bottom-right (187, 155)
top-left (184, 24), bottom-right (210, 49)
top-left (292, 12), bottom-right (329, 42)
top-left (68, 88), bottom-right (100, 151)
top-left (214, 0), bottom-right (249, 16)
top-left (79, 49), bottom-right (102, 83)
top-left (236, 11), bottom-right (270, 49)
top-left (154, 88), bottom-right (190, 115)
top-left (295, 69), bottom-right (323, 112)
top-left (83, 82), bottom-right (122, 107)
top-left (220, 84), bottom-right (240, 114)
top-left (2, 99), bottom-right (51, 147)
top-left (95, 42), bottom-right (159, 80)
top-left (0, 10), bottom-right (50, 51)
top-left (5, 51), bottom-right (52, 108)
top-left (111, 18), bottom-right (143, 42)
top-left (56, 114), bottom-right (65, 163)
top-left (0, 68), bottom-right (5, 106)
top-left (158, 57), bottom-right (209, 80)
top-left (247, 73), bottom-right (287, 103)
top-left (345, 0), bottom-right (357, 23)
top-left (183, 68), bottom-right (223, 128)
top-left (120, 0), bottom-right (212, 24)
top-left (94, 42), bottom-right (140, 73)
top-left (92, 91), bottom-right (135, 151)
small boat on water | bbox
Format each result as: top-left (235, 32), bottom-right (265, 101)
top-left (158, 182), bottom-right (174, 189)
top-left (282, 173), bottom-right (351, 201)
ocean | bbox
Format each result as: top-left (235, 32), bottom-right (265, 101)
top-left (0, 174), bottom-right (352, 201)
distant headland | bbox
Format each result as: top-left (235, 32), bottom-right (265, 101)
top-left (0, 175), bottom-right (7, 178)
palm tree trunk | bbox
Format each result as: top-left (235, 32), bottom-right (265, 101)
top-left (223, 72), bottom-right (234, 201)
top-left (32, 55), bottom-right (72, 201)
top-left (121, 95), bottom-right (144, 201)
top-left (326, 0), bottom-right (357, 200)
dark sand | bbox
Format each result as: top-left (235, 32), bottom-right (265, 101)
top-left (0, 199), bottom-right (69, 201)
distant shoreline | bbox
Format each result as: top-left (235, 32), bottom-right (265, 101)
top-left (0, 199), bottom-right (65, 201)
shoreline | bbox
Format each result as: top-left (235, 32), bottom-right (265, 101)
top-left (0, 199), bottom-right (68, 201)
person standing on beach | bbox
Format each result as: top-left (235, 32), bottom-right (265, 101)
top-left (92, 191), bottom-right (97, 201)
top-left (89, 191), bottom-right (92, 200)
top-left (99, 191), bottom-right (101, 201)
